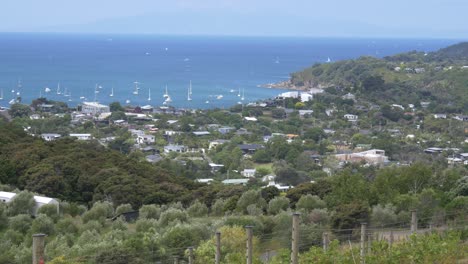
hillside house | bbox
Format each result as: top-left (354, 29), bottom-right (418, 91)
top-left (241, 169), bottom-right (256, 178)
top-left (238, 144), bottom-right (265, 154)
top-left (164, 145), bottom-right (187, 153)
top-left (81, 102), bottom-right (110, 115)
top-left (41, 133), bottom-right (61, 141)
top-left (335, 149), bottom-right (389, 165)
top-left (344, 114), bottom-right (358, 121)
top-left (69, 134), bottom-right (92, 141)
top-left (137, 134), bottom-right (155, 144)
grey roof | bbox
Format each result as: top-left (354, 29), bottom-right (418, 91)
top-left (238, 144), bottom-right (265, 150)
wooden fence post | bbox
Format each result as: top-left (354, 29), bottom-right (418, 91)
top-left (32, 233), bottom-right (46, 264)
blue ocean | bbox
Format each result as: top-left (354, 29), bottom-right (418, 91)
top-left (0, 33), bottom-right (461, 109)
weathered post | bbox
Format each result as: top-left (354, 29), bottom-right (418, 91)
top-left (173, 255), bottom-right (179, 264)
top-left (215, 231), bottom-right (221, 264)
top-left (411, 210), bottom-right (418, 234)
top-left (291, 212), bottom-right (300, 264)
top-left (188, 247), bottom-right (194, 264)
top-left (322, 232), bottom-right (329, 252)
top-left (389, 230), bottom-right (394, 247)
top-left (360, 223), bottom-right (367, 264)
top-left (32, 233), bottom-right (46, 264)
top-left (367, 233), bottom-right (372, 254)
top-left (246, 226), bottom-right (253, 264)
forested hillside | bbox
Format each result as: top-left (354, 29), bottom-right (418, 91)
top-left (0, 120), bottom-right (200, 208)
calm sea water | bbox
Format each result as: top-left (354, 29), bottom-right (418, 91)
top-left (0, 33), bottom-right (461, 109)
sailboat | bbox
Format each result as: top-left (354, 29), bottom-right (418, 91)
top-left (163, 85), bottom-right (169, 98)
top-left (109, 87), bottom-right (114, 97)
top-left (241, 88), bottom-right (245, 101)
top-left (326, 57), bottom-right (331, 63)
top-left (0, 89), bottom-right (3, 100)
top-left (237, 88), bottom-right (241, 97)
top-left (56, 83), bottom-right (62, 95)
top-left (44, 87), bottom-right (51, 93)
top-left (187, 81), bottom-right (192, 101)
top-left (64, 87), bottom-right (70, 97)
top-left (133, 81), bottom-right (139, 95)
top-left (148, 88), bottom-right (151, 101)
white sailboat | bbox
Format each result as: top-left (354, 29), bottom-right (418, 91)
top-left (64, 87), bottom-right (70, 97)
top-left (56, 83), bottom-right (61, 95)
top-left (9, 99), bottom-right (16, 105)
top-left (133, 81), bottom-right (139, 95)
top-left (0, 89), bottom-right (3, 100)
top-left (44, 87), bottom-right (51, 93)
top-left (126, 99), bottom-right (131, 104)
top-left (109, 87), bottom-right (114, 97)
top-left (237, 88), bottom-right (241, 97)
top-left (148, 88), bottom-right (151, 101)
top-left (187, 81), bottom-right (192, 101)
top-left (326, 57), bottom-right (331, 63)
top-left (216, 95), bottom-right (223, 100)
top-left (163, 85), bottom-right (169, 98)
top-left (241, 88), bottom-right (245, 101)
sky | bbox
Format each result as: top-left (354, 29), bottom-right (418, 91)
top-left (1, 0), bottom-right (467, 38)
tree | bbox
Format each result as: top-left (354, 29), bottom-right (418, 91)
top-left (296, 194), bottom-right (326, 212)
top-left (267, 196), bottom-right (290, 215)
top-left (303, 128), bottom-right (326, 143)
top-left (139, 204), bottom-right (161, 219)
top-left (8, 104), bottom-right (32, 118)
top-left (252, 149), bottom-right (272, 163)
top-left (236, 189), bottom-right (266, 214)
top-left (109, 102), bottom-right (124, 112)
top-left (272, 108), bottom-right (286, 119)
top-left (370, 204), bottom-right (397, 227)
top-left (8, 191), bottom-right (35, 216)
top-left (115, 203), bottom-right (133, 216)
top-left (31, 214), bottom-right (55, 235)
top-left (187, 200), bottom-right (208, 217)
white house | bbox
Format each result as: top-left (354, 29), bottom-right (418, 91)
top-left (137, 134), bottom-right (155, 144)
top-left (298, 110), bottom-right (314, 117)
top-left (244, 117), bottom-right (258, 122)
top-left (41, 133), bottom-right (61, 141)
top-left (342, 93), bottom-right (356, 101)
top-left (69, 133), bottom-right (92, 141)
top-left (164, 145), bottom-right (187, 153)
top-left (81, 102), bottom-right (110, 115)
top-left (344, 114), bottom-right (359, 121)
top-left (241, 169), bottom-right (256, 178)
top-left (300, 93), bottom-right (313, 102)
top-left (434, 114), bottom-right (447, 119)
top-left (0, 191), bottom-right (59, 215)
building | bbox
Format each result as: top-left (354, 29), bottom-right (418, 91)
top-left (298, 110), bottom-right (314, 117)
top-left (238, 144), bottom-right (265, 154)
top-left (244, 117), bottom-right (258, 122)
top-left (209, 163), bottom-right (225, 173)
top-left (222, 179), bottom-right (249, 185)
top-left (342, 93), bottom-right (356, 101)
top-left (69, 133), bottom-right (92, 141)
top-left (164, 145), bottom-right (187, 153)
top-left (0, 191), bottom-right (59, 215)
top-left (41, 133), bottom-right (61, 141)
top-left (335, 149), bottom-right (389, 165)
top-left (196, 178), bottom-right (214, 184)
top-left (146, 154), bottom-right (163, 163)
top-left (193, 131), bottom-right (211, 136)
top-left (81, 102), bottom-right (110, 115)
top-left (300, 93), bottom-right (313, 102)
top-left (218, 127), bottom-right (235, 134)
top-left (241, 169), bottom-right (256, 178)
top-left (434, 114), bottom-right (447, 119)
top-left (209, 139), bottom-right (230, 150)
top-left (137, 135), bottom-right (155, 144)
top-left (344, 114), bottom-right (359, 121)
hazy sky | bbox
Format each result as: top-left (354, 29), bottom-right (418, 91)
top-left (1, 0), bottom-right (467, 38)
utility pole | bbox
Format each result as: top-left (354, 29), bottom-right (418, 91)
top-left (188, 247), bottom-right (194, 264)
top-left (32, 234), bottom-right (46, 264)
top-left (323, 232), bottom-right (329, 252)
top-left (215, 231), bottom-right (221, 264)
top-left (246, 226), bottom-right (253, 264)
top-left (291, 212), bottom-right (300, 264)
top-left (360, 223), bottom-right (367, 264)
top-left (411, 210), bottom-right (418, 234)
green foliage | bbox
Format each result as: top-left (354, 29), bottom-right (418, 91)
top-left (8, 103), bottom-right (32, 118)
top-left (7, 191), bottom-right (35, 216)
top-left (296, 194), bottom-right (326, 212)
top-left (115, 203), bottom-right (133, 216)
top-left (82, 201), bottom-right (114, 224)
top-left (8, 214), bottom-right (32, 234)
top-left (0, 204), bottom-right (7, 230)
top-left (187, 200), bottom-right (208, 217)
top-left (210, 198), bottom-right (226, 216)
top-left (267, 196), bottom-right (290, 215)
top-left (139, 204), bottom-right (161, 220)
top-left (370, 204), bottom-right (397, 227)
top-left (31, 214), bottom-right (55, 235)
top-left (236, 189), bottom-right (266, 214)
top-left (37, 204), bottom-right (59, 220)
top-left (158, 208), bottom-right (188, 226)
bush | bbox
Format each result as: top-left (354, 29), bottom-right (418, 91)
top-left (296, 195), bottom-right (326, 212)
top-left (0, 204), bottom-right (7, 230)
top-left (115, 203), bottom-right (133, 216)
top-left (7, 191), bottom-right (35, 216)
top-left (187, 200), bottom-right (208, 217)
top-left (31, 214), bottom-right (55, 235)
top-left (8, 214), bottom-right (33, 234)
top-left (246, 204), bottom-right (263, 216)
top-left (268, 196), bottom-right (290, 215)
top-left (210, 199), bottom-right (226, 216)
top-left (159, 208), bottom-right (188, 226)
top-left (236, 190), bottom-right (266, 214)
top-left (82, 201), bottom-right (114, 223)
top-left (370, 204), bottom-right (397, 228)
top-left (37, 204), bottom-right (59, 220)
top-left (135, 218), bottom-right (159, 233)
top-left (56, 217), bottom-right (79, 235)
top-left (139, 204), bottom-right (161, 220)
